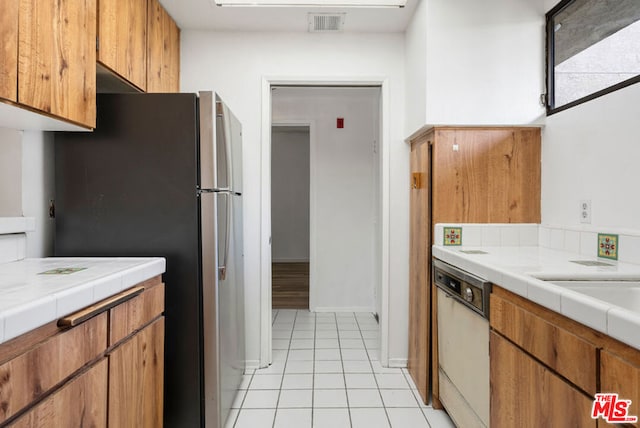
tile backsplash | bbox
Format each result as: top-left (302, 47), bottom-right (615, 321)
top-left (434, 224), bottom-right (539, 247)
top-left (0, 217), bottom-right (35, 263)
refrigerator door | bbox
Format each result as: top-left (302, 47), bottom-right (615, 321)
top-left (215, 95), bottom-right (243, 194)
top-left (199, 92), bottom-right (215, 190)
top-left (201, 191), bottom-right (220, 428)
top-left (215, 191), bottom-right (245, 428)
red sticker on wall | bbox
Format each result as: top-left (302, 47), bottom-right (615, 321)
top-left (337, 118), bottom-right (344, 128)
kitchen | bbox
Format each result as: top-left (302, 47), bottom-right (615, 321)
top-left (1, 0), bottom-right (640, 427)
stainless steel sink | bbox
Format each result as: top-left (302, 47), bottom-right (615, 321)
top-left (549, 280), bottom-right (640, 312)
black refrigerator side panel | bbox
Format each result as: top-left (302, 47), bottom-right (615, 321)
top-left (55, 93), bottom-right (203, 428)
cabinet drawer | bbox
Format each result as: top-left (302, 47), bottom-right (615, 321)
top-left (0, 312), bottom-right (107, 424)
top-left (7, 358), bottom-right (108, 428)
top-left (109, 278), bottom-right (164, 346)
top-left (490, 292), bottom-right (597, 395)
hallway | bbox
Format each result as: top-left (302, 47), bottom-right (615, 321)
top-left (225, 310), bottom-right (454, 427)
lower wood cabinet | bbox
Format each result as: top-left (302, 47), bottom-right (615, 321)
top-left (8, 359), bottom-right (108, 428)
top-left (108, 317), bottom-right (164, 428)
top-left (601, 350), bottom-right (640, 427)
top-left (490, 331), bottom-right (596, 427)
top-left (0, 277), bottom-right (164, 427)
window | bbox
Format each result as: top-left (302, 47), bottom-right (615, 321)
top-left (546, 0), bottom-right (640, 114)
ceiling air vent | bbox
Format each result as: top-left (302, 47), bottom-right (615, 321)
top-left (308, 13), bottom-right (345, 33)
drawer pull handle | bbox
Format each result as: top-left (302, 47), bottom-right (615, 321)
top-left (57, 285), bottom-right (145, 328)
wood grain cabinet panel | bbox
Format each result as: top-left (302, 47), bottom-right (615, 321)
top-left (7, 359), bottom-right (108, 428)
top-left (147, 0), bottom-right (180, 93)
top-left (490, 331), bottom-right (596, 428)
top-left (108, 318), bottom-right (164, 428)
top-left (490, 292), bottom-right (597, 395)
top-left (0, 313), bottom-right (107, 424)
top-left (601, 350), bottom-right (640, 427)
top-left (18, 0), bottom-right (96, 128)
top-left (408, 135), bottom-right (431, 404)
top-left (97, 0), bottom-right (147, 91)
top-left (0, 0), bottom-right (19, 102)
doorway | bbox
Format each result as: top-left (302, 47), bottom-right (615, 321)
top-left (271, 125), bottom-right (311, 309)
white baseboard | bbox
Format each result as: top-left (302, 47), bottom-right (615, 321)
top-left (387, 358), bottom-right (408, 368)
top-left (245, 360), bottom-right (262, 370)
top-left (312, 306), bottom-right (375, 313)
top-left (271, 258), bottom-right (310, 263)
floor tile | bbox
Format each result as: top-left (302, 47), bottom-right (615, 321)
top-left (273, 408), bottom-right (312, 428)
top-left (315, 330), bottom-right (338, 338)
top-left (313, 408), bottom-right (351, 428)
top-left (290, 339), bottom-right (314, 349)
top-left (365, 339), bottom-right (380, 349)
top-left (410, 389), bottom-right (430, 408)
top-left (422, 407), bottom-right (456, 427)
top-left (314, 373), bottom-right (345, 389)
top-left (278, 389), bottom-right (313, 408)
top-left (284, 360), bottom-right (314, 374)
top-left (255, 361), bottom-right (285, 375)
top-left (315, 349), bottom-right (342, 361)
top-left (239, 374), bottom-right (253, 389)
top-left (386, 408), bottom-right (430, 428)
top-left (235, 409), bottom-right (276, 428)
top-left (292, 330), bottom-right (314, 339)
top-left (347, 389), bottom-right (384, 408)
top-left (359, 324), bottom-right (379, 331)
top-left (243, 390), bottom-right (280, 409)
top-left (345, 373), bottom-right (377, 389)
top-left (361, 330), bottom-right (379, 339)
top-left (380, 389), bottom-right (419, 408)
top-left (272, 330), bottom-right (292, 339)
top-left (231, 389), bottom-right (247, 409)
top-left (224, 408), bottom-right (239, 428)
top-left (287, 349), bottom-right (314, 361)
top-left (315, 338), bottom-right (340, 349)
top-left (316, 323), bottom-right (338, 331)
top-left (249, 374), bottom-right (283, 390)
top-left (281, 374), bottom-right (313, 389)
top-left (343, 360), bottom-right (373, 373)
top-left (314, 360), bottom-right (343, 373)
top-left (272, 339), bottom-right (290, 350)
top-left (294, 324), bottom-right (315, 331)
top-left (272, 350), bottom-right (288, 362)
top-left (338, 330), bottom-right (361, 339)
top-left (371, 360), bottom-right (402, 374)
top-left (338, 325), bottom-right (359, 331)
top-left (340, 338), bottom-right (365, 349)
top-left (350, 408), bottom-right (390, 428)
top-left (341, 349), bottom-right (369, 361)
top-left (336, 312), bottom-right (355, 318)
top-left (314, 389), bottom-right (348, 408)
top-left (375, 373), bottom-right (410, 389)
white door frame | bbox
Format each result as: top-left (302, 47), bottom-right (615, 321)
top-left (260, 76), bottom-right (391, 368)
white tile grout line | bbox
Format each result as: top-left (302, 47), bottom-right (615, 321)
top-left (335, 311), bottom-right (353, 428)
top-left (271, 309), bottom-right (300, 428)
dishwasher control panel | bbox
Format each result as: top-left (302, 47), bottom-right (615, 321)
top-left (433, 259), bottom-right (492, 319)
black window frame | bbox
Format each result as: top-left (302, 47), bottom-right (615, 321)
top-left (546, 0), bottom-right (640, 115)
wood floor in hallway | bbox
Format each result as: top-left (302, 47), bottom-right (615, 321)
top-left (272, 262), bottom-right (309, 309)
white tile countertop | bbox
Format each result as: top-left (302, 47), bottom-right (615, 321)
top-left (0, 257), bottom-right (166, 345)
top-left (433, 224), bottom-right (640, 351)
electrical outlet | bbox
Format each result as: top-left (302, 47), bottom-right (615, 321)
top-left (580, 200), bottom-right (591, 224)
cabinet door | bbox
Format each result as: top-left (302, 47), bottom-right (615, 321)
top-left (0, 0), bottom-right (18, 102)
top-left (147, 0), bottom-right (180, 93)
top-left (408, 135), bottom-right (431, 403)
top-left (8, 359), bottom-right (108, 428)
top-left (490, 331), bottom-right (596, 427)
top-left (108, 317), bottom-right (164, 428)
top-left (601, 350), bottom-right (640, 427)
top-left (97, 0), bottom-right (147, 91)
top-left (18, 0), bottom-right (96, 128)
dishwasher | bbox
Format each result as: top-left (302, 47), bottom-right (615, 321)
top-left (434, 258), bottom-right (492, 428)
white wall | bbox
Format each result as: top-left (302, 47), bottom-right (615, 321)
top-left (541, 1), bottom-right (640, 232)
top-left (0, 128), bottom-right (22, 216)
top-left (271, 128), bottom-right (310, 262)
top-left (404, 0), bottom-right (427, 135)
top-left (272, 87), bottom-right (379, 312)
top-left (404, 0), bottom-right (546, 130)
top-left (181, 30), bottom-right (409, 366)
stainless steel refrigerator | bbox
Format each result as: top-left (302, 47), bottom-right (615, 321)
top-left (54, 91), bottom-right (245, 428)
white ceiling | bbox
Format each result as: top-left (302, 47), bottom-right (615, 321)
top-left (159, 0), bottom-right (417, 32)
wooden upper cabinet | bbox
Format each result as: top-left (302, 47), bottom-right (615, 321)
top-left (97, 0), bottom-right (148, 91)
top-left (0, 0), bottom-right (19, 102)
top-left (18, 0), bottom-right (97, 128)
top-left (431, 127), bottom-right (541, 224)
top-left (147, 0), bottom-right (180, 93)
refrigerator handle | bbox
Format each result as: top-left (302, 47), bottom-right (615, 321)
top-left (219, 192), bottom-right (232, 281)
top-left (217, 101), bottom-right (234, 190)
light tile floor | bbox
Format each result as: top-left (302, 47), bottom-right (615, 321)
top-left (225, 309), bottom-right (456, 428)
